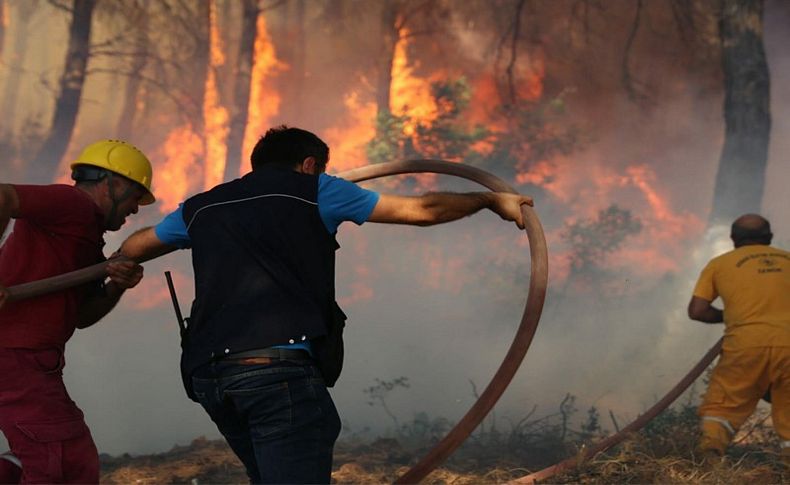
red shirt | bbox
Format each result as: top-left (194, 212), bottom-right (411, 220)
top-left (0, 185), bottom-right (106, 349)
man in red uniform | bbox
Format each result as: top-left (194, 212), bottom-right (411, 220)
top-left (0, 140), bottom-right (155, 483)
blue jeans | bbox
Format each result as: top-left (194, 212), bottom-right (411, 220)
top-left (191, 360), bottom-right (341, 484)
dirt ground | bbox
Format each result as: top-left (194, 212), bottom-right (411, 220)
top-left (99, 433), bottom-right (789, 484)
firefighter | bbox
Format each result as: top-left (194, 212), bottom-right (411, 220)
top-left (119, 125), bottom-right (533, 484)
top-left (688, 214), bottom-right (790, 464)
top-left (0, 140), bottom-right (154, 483)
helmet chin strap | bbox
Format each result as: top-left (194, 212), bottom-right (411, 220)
top-left (105, 172), bottom-right (137, 227)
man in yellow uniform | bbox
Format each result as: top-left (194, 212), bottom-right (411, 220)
top-left (688, 214), bottom-right (790, 463)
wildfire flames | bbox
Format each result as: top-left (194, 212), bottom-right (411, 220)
top-left (154, 126), bottom-right (203, 213)
top-left (390, 29), bottom-right (442, 135)
top-left (322, 92), bottom-right (376, 173)
top-left (240, 13), bottom-right (283, 178)
top-left (203, 0), bottom-right (229, 190)
top-left (154, 6), bottom-right (281, 212)
top-left (137, 7), bottom-right (700, 300)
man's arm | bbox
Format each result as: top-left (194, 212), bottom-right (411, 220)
top-left (368, 192), bottom-right (533, 229)
top-left (119, 227), bottom-right (178, 263)
top-left (75, 259), bottom-right (144, 329)
top-left (77, 227), bottom-right (177, 328)
top-left (687, 296), bottom-right (724, 323)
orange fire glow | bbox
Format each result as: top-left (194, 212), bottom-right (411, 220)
top-left (518, 154), bottom-right (702, 284)
top-left (389, 30), bottom-right (441, 135)
top-left (241, 13), bottom-right (283, 177)
top-left (203, 0), bottom-right (229, 190)
top-left (154, 125), bottom-right (203, 213)
top-left (519, 56), bottom-right (545, 102)
top-left (323, 92), bottom-right (377, 173)
top-left (124, 268), bottom-right (191, 311)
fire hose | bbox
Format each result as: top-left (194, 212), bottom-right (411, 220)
top-left (5, 160), bottom-right (549, 482)
top-left (337, 160), bottom-right (549, 484)
top-left (2, 160), bottom-right (716, 483)
top-left (4, 160), bottom-right (549, 482)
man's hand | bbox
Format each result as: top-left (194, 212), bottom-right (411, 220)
top-left (75, 260), bottom-right (143, 329)
top-left (0, 284), bottom-right (8, 310)
top-left (106, 260), bottom-right (144, 292)
top-left (489, 193), bottom-right (534, 230)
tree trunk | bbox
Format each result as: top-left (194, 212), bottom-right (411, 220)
top-left (1, 1), bottom-right (37, 134)
top-left (376, 1), bottom-right (400, 116)
top-left (709, 0), bottom-right (771, 224)
top-left (115, 9), bottom-right (149, 140)
top-left (29, 0), bottom-right (96, 182)
top-left (281, 0), bottom-right (306, 122)
top-left (222, 0), bottom-right (258, 182)
top-left (193, 1), bottom-right (210, 134)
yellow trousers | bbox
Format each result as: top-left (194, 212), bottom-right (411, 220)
top-left (698, 346), bottom-right (790, 455)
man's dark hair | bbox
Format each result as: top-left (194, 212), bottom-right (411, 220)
top-left (250, 125), bottom-right (329, 171)
top-left (731, 214), bottom-right (772, 246)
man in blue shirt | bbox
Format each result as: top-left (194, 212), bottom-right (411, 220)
top-left (120, 126), bottom-right (532, 484)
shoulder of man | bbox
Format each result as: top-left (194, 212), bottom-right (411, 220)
top-left (13, 184), bottom-right (99, 221)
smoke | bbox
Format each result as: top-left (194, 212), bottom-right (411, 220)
top-left (2, 1), bottom-right (790, 459)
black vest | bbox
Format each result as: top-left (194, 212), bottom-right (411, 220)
top-left (180, 167), bottom-right (337, 376)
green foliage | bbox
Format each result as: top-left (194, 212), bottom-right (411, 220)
top-left (365, 110), bottom-right (411, 165)
top-left (365, 76), bottom-right (584, 189)
top-left (412, 78), bottom-right (489, 161)
top-left (564, 204), bottom-right (643, 275)
top-left (478, 92), bottom-right (584, 181)
top-left (366, 77), bottom-right (490, 165)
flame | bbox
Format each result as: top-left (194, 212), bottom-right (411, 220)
top-left (203, 0), bottom-right (229, 190)
top-left (519, 56), bottom-right (545, 101)
top-left (519, 155), bottom-right (703, 284)
top-left (241, 13), bottom-right (283, 177)
top-left (390, 30), bottom-right (440, 134)
top-left (323, 91), bottom-right (376, 172)
top-left (154, 125), bottom-right (203, 213)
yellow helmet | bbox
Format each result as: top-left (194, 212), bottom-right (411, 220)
top-left (71, 139), bottom-right (155, 205)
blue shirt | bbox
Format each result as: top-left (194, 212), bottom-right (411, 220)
top-left (154, 172), bottom-right (379, 354)
top-left (155, 173), bottom-right (379, 247)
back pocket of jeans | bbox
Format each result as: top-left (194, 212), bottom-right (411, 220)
top-left (227, 382), bottom-right (292, 439)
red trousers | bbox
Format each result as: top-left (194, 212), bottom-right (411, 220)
top-left (0, 348), bottom-right (99, 484)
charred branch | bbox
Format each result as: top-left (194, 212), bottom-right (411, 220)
top-left (46, 0), bottom-right (73, 14)
top-left (621, 0), bottom-right (648, 103)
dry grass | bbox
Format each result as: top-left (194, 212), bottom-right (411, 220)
top-left (98, 408), bottom-right (789, 484)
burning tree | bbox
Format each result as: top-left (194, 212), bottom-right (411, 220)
top-left (366, 78), bottom-right (489, 165)
top-left (564, 204), bottom-right (643, 278)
